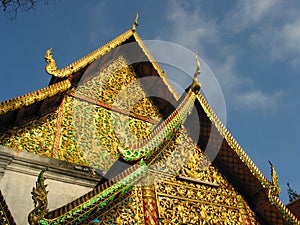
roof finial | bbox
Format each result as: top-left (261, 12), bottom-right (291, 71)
top-left (190, 51), bottom-right (201, 93)
top-left (268, 160), bottom-right (281, 197)
top-left (132, 13), bottom-right (139, 32)
top-left (194, 51), bottom-right (201, 78)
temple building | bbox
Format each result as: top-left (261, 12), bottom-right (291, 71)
top-left (0, 18), bottom-right (299, 225)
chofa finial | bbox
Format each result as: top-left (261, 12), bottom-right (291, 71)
top-left (45, 47), bottom-right (58, 75)
top-left (268, 160), bottom-right (281, 197)
top-left (190, 51), bottom-right (201, 94)
top-left (132, 13), bottom-right (139, 31)
top-left (194, 51), bottom-right (201, 78)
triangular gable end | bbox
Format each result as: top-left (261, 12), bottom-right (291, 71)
top-left (0, 19), bottom-right (181, 167)
top-left (0, 17), bottom-right (299, 225)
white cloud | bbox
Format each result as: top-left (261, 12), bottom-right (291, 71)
top-left (165, 1), bottom-right (218, 50)
top-left (224, 0), bottom-right (282, 31)
top-left (282, 20), bottom-right (300, 46)
top-left (224, 0), bottom-right (300, 71)
top-left (234, 90), bottom-right (284, 112)
top-left (250, 17), bottom-right (300, 70)
top-left (208, 49), bottom-right (251, 90)
top-left (291, 56), bottom-right (300, 70)
top-left (163, 0), bottom-right (284, 113)
top-left (210, 49), bottom-right (283, 113)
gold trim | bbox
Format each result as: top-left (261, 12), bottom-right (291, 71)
top-left (132, 13), bottom-right (139, 32)
top-left (0, 79), bottom-right (71, 115)
top-left (197, 93), bottom-right (300, 225)
top-left (269, 160), bottom-right (281, 197)
top-left (176, 175), bottom-right (219, 187)
top-left (268, 193), bottom-right (300, 225)
top-left (197, 93), bottom-right (271, 188)
top-left (132, 32), bottom-right (179, 100)
top-left (157, 192), bottom-right (239, 209)
top-left (44, 29), bottom-right (180, 102)
top-left (45, 30), bottom-right (134, 78)
top-left (158, 179), bottom-right (237, 197)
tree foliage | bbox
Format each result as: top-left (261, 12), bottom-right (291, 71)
top-left (1, 0), bottom-right (47, 19)
top-left (287, 182), bottom-right (300, 202)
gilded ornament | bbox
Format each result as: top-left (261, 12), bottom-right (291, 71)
top-left (269, 160), bottom-right (281, 197)
top-left (197, 93), bottom-right (275, 189)
top-left (132, 32), bottom-right (179, 100)
top-left (0, 109), bottom-right (59, 157)
top-left (132, 13), bottom-right (139, 31)
top-left (44, 30), bottom-right (134, 78)
top-left (118, 54), bottom-right (201, 161)
top-left (28, 168), bottom-right (49, 225)
top-left (148, 133), bottom-right (259, 224)
top-left (28, 163), bottom-right (148, 225)
top-left (0, 79), bottom-right (71, 115)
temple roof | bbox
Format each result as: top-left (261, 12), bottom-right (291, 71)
top-left (0, 19), bottom-right (299, 225)
top-left (0, 24), bottom-right (178, 130)
top-left (287, 198), bottom-right (300, 220)
top-left (193, 94), bottom-right (300, 224)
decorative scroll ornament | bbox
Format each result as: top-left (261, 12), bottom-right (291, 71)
top-left (44, 48), bottom-right (56, 74)
top-left (28, 168), bottom-right (49, 225)
top-left (44, 28), bottom-right (133, 78)
top-left (118, 53), bottom-right (201, 161)
top-left (45, 48), bottom-right (72, 78)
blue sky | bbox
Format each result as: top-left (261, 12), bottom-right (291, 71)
top-left (1, 0), bottom-right (299, 203)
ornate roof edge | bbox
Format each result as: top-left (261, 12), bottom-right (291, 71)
top-left (0, 79), bottom-right (71, 115)
top-left (197, 93), bottom-right (270, 187)
top-left (45, 29), bottom-right (134, 78)
top-left (197, 93), bottom-right (300, 225)
top-left (1, 26), bottom-right (178, 117)
top-left (28, 161), bottom-right (148, 225)
top-left (269, 194), bottom-right (300, 225)
top-left (119, 88), bottom-right (198, 161)
top-left (132, 32), bottom-right (180, 100)
top-left (44, 27), bottom-right (179, 100)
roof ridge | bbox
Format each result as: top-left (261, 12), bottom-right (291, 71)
top-left (197, 93), bottom-right (300, 225)
top-left (132, 32), bottom-right (179, 100)
top-left (287, 197), bottom-right (300, 206)
top-left (45, 29), bottom-right (134, 78)
top-left (197, 93), bottom-right (271, 187)
top-left (269, 194), bottom-right (300, 225)
top-left (0, 79), bottom-right (71, 115)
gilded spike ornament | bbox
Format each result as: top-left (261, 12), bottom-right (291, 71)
top-left (132, 13), bottom-right (139, 32)
top-left (190, 51), bottom-right (201, 94)
top-left (268, 160), bottom-right (281, 197)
